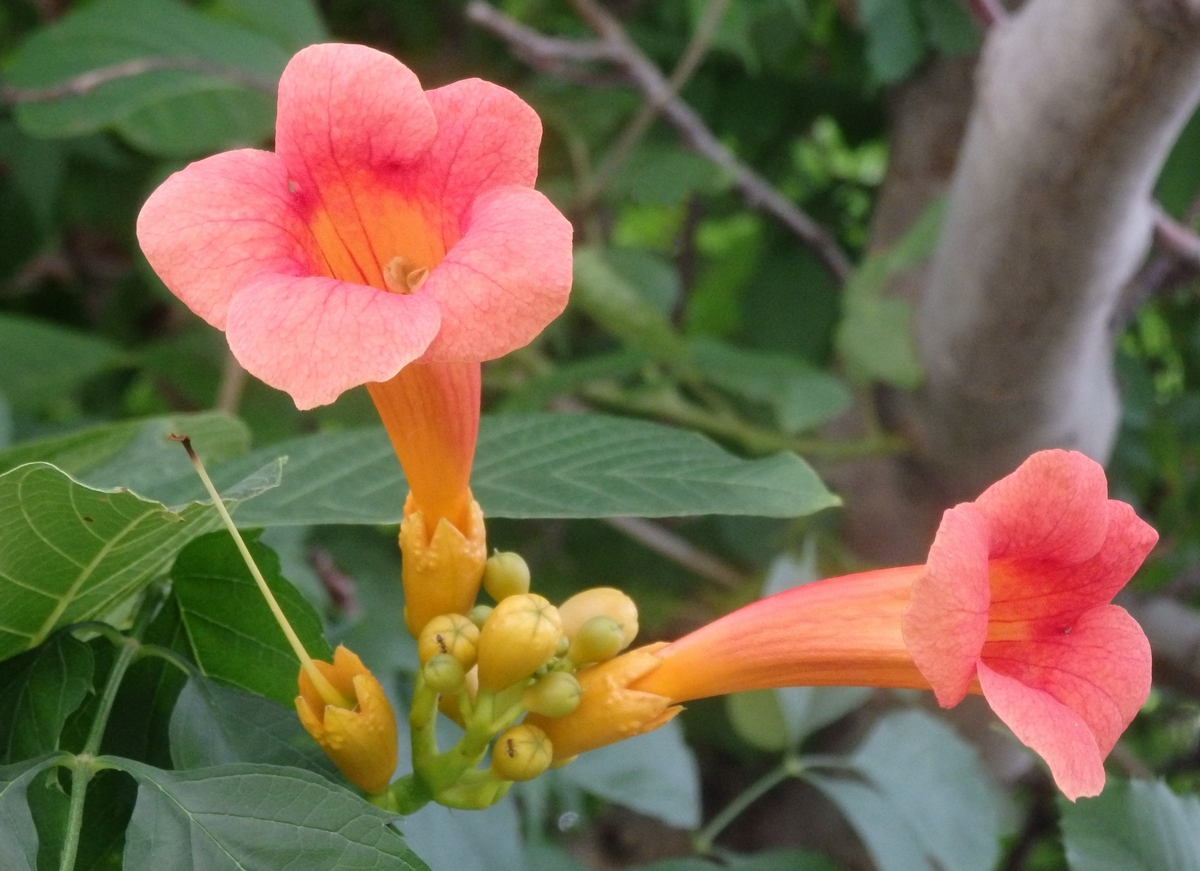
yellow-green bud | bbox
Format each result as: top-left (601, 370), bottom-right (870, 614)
top-left (482, 551), bottom-right (531, 601)
top-left (555, 634), bottom-right (570, 657)
top-left (558, 588), bottom-right (639, 652)
top-left (522, 672), bottom-right (582, 718)
top-left (417, 614), bottom-right (479, 669)
top-left (490, 724), bottom-right (553, 782)
top-left (568, 615), bottom-right (625, 665)
top-left (477, 594), bottom-right (563, 692)
top-left (468, 604), bottom-right (493, 629)
top-left (423, 653), bottom-right (466, 694)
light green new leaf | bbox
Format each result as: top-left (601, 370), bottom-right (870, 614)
top-left (0, 633), bottom-right (93, 764)
top-left (836, 198), bottom-right (945, 388)
top-left (7, 0), bottom-right (286, 156)
top-left (0, 460), bottom-right (281, 664)
top-left (170, 531), bottom-right (332, 706)
top-left (1061, 779), bottom-right (1200, 871)
top-left (218, 413), bottom-right (837, 525)
top-left (0, 315), bottom-right (127, 418)
top-left (114, 760), bottom-right (429, 870)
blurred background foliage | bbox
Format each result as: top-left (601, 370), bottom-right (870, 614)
top-left (0, 1), bottom-right (1199, 870)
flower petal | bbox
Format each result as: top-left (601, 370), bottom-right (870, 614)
top-left (226, 275), bottom-right (440, 409)
top-left (977, 661), bottom-right (1105, 800)
top-left (904, 502), bottom-right (991, 706)
top-left (275, 43), bottom-right (437, 194)
top-left (974, 450), bottom-right (1110, 563)
top-left (981, 605), bottom-right (1150, 767)
top-left (136, 149), bottom-right (310, 329)
top-left (419, 78), bottom-right (542, 248)
top-left (419, 186), bottom-right (573, 362)
top-left (987, 500), bottom-right (1159, 631)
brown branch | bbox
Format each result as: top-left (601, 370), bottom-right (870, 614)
top-left (576, 0), bottom-right (732, 209)
top-left (465, 0), bottom-right (854, 284)
top-left (604, 516), bottom-right (748, 589)
top-left (3, 56), bottom-right (277, 104)
top-left (1153, 208), bottom-right (1200, 270)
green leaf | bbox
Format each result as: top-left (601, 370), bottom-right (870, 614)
top-left (689, 339), bottom-right (852, 433)
top-left (557, 721), bottom-right (701, 829)
top-left (609, 143), bottom-right (725, 206)
top-left (572, 246), bottom-right (691, 363)
top-left (1061, 778), bottom-right (1200, 871)
top-left (0, 412), bottom-right (250, 503)
top-left (917, 0), bottom-right (981, 56)
top-left (0, 315), bottom-right (126, 418)
top-left (0, 633), bottom-right (93, 764)
top-left (402, 798), bottom-right (523, 871)
top-left (0, 464), bottom-right (222, 663)
top-left (835, 199), bottom-right (944, 388)
top-left (495, 350), bottom-right (652, 414)
top-left (112, 759), bottom-right (429, 870)
top-left (806, 709), bottom-right (1007, 871)
top-left (215, 413), bottom-right (838, 525)
top-left (208, 0), bottom-right (330, 53)
top-left (0, 758), bottom-right (52, 871)
top-left (7, 0), bottom-right (286, 156)
top-left (856, 0), bottom-right (926, 84)
top-left (170, 531), bottom-right (332, 706)
top-left (627, 850), bottom-right (836, 871)
top-left (169, 674), bottom-right (342, 781)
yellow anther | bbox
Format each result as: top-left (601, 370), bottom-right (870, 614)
top-left (383, 256), bottom-right (428, 294)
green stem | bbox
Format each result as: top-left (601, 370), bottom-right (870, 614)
top-left (693, 760), bottom-right (796, 855)
top-left (59, 588), bottom-right (164, 871)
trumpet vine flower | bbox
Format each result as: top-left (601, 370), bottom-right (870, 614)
top-left (546, 450), bottom-right (1156, 801)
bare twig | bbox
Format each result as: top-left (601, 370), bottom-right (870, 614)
top-left (576, 0), bottom-right (732, 208)
top-left (1153, 208), bottom-right (1200, 271)
top-left (605, 516), bottom-right (749, 589)
top-left (3, 56), bottom-right (277, 104)
top-left (465, 0), bottom-right (854, 284)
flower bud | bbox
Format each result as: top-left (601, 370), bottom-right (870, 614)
top-left (477, 594), bottom-right (563, 692)
top-left (526, 643), bottom-right (678, 761)
top-left (295, 646), bottom-right (399, 795)
top-left (559, 587), bottom-right (638, 652)
top-left (568, 616), bottom-right (625, 665)
top-left (482, 551), bottom-right (531, 601)
top-left (468, 604), bottom-right (493, 629)
top-left (400, 495), bottom-right (487, 636)
top-left (490, 724), bottom-right (553, 782)
top-left (523, 672), bottom-right (582, 718)
top-left (423, 653), bottom-right (467, 694)
top-left (417, 613), bottom-right (479, 669)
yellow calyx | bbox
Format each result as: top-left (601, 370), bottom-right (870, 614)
top-left (525, 642), bottom-right (679, 761)
top-left (476, 593), bottom-right (563, 692)
top-left (490, 724), bottom-right (553, 782)
top-left (400, 495), bottom-right (487, 636)
top-left (295, 645), bottom-right (399, 795)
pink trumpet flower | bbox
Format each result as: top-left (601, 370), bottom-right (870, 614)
top-left (546, 450), bottom-right (1156, 801)
top-left (138, 43), bottom-right (573, 538)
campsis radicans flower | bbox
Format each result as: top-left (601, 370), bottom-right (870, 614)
top-left (139, 43), bottom-right (573, 632)
top-left (540, 450), bottom-right (1156, 801)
